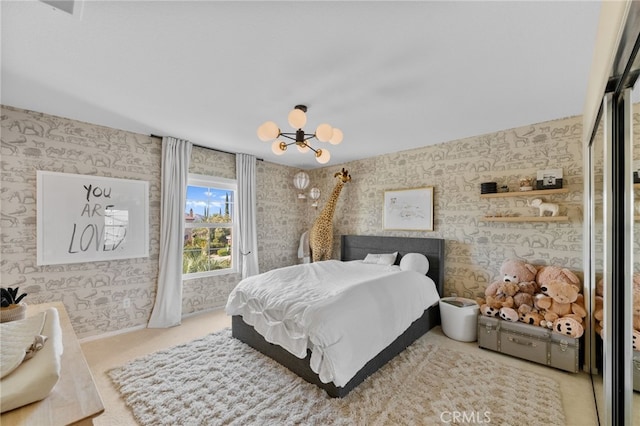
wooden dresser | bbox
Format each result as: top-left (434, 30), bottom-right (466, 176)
top-left (1, 302), bottom-right (104, 425)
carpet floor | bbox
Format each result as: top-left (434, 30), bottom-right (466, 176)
top-left (109, 328), bottom-right (565, 426)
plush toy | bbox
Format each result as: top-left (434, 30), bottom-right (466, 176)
top-left (480, 304), bottom-right (500, 318)
top-left (480, 280), bottom-right (520, 317)
top-left (513, 280), bottom-right (537, 309)
top-left (500, 258), bottom-right (537, 285)
top-left (497, 259), bottom-right (538, 309)
top-left (536, 265), bottom-right (581, 288)
top-left (486, 281), bottom-right (519, 309)
top-left (634, 273), bottom-right (640, 350)
top-left (593, 294), bottom-right (604, 337)
top-left (594, 274), bottom-right (640, 349)
top-left (499, 306), bottom-right (519, 322)
top-left (552, 317), bottom-right (584, 338)
top-left (535, 279), bottom-right (587, 330)
top-left (518, 304), bottom-right (543, 326)
top-left (591, 277), bottom-right (605, 338)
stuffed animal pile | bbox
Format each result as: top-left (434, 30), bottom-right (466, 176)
top-left (478, 259), bottom-right (587, 338)
top-left (593, 273), bottom-right (640, 351)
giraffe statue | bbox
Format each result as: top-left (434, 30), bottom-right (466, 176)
top-left (309, 168), bottom-right (351, 262)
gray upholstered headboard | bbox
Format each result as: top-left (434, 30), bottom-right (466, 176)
top-left (340, 235), bottom-right (445, 296)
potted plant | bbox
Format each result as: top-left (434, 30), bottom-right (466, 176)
top-left (1, 287), bottom-right (28, 323)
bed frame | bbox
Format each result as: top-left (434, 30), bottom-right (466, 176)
top-left (231, 235), bottom-right (445, 398)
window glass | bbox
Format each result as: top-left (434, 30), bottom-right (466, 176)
top-left (183, 175), bottom-right (237, 278)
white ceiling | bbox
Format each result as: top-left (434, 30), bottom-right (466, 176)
top-left (2, 1), bottom-right (601, 170)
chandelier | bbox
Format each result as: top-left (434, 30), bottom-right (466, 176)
top-left (257, 105), bottom-right (343, 164)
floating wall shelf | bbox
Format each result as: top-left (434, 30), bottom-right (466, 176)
top-left (479, 188), bottom-right (569, 199)
top-left (480, 216), bottom-right (570, 222)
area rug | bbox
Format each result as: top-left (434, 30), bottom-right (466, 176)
top-left (109, 329), bottom-right (566, 426)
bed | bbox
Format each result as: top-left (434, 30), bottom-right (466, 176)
top-left (228, 235), bottom-right (445, 398)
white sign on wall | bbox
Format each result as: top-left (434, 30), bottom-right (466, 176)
top-left (37, 171), bottom-right (149, 265)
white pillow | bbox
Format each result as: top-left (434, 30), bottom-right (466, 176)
top-left (399, 253), bottom-right (430, 275)
top-left (363, 251), bottom-right (398, 265)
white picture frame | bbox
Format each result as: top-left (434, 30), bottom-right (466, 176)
top-left (383, 187), bottom-right (434, 231)
top-left (37, 171), bottom-right (149, 265)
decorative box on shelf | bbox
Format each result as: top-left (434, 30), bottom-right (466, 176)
top-left (477, 316), bottom-right (581, 373)
top-left (535, 168), bottom-right (563, 190)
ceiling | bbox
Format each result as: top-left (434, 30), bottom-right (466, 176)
top-left (1, 1), bottom-right (601, 170)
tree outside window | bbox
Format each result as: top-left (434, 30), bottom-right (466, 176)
top-left (183, 175), bottom-right (237, 278)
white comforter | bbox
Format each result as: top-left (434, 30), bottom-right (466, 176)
top-left (225, 260), bottom-right (440, 387)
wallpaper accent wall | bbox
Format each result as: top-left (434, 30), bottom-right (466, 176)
top-left (0, 105), bottom-right (302, 338)
top-left (0, 103), bottom-right (604, 339)
top-left (308, 115), bottom-right (585, 299)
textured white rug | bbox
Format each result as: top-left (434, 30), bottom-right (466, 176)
top-left (109, 329), bottom-right (566, 426)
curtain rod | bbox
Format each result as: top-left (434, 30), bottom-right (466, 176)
top-left (150, 134), bottom-right (263, 161)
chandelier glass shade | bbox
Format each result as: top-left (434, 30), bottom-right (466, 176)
top-left (257, 105), bottom-right (343, 164)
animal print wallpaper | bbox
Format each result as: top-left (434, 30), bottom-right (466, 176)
top-left (307, 115), bottom-right (586, 299)
top-left (1, 105), bottom-right (303, 338)
top-left (1, 103), bottom-right (600, 339)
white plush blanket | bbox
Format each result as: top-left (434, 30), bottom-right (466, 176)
top-left (1, 311), bottom-right (47, 379)
top-left (0, 307), bottom-right (63, 413)
top-left (226, 260), bottom-right (439, 387)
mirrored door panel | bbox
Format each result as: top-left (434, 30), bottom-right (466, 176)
top-left (590, 102), bottom-right (605, 425)
top-left (632, 83), bottom-right (639, 425)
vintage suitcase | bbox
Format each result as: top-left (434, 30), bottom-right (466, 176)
top-left (477, 316), bottom-right (580, 373)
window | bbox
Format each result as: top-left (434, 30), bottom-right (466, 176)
top-left (183, 174), bottom-right (237, 278)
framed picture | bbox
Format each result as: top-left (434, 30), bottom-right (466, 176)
top-left (383, 187), bottom-right (434, 231)
top-left (633, 160), bottom-right (640, 183)
top-left (536, 168), bottom-right (563, 190)
top-left (37, 171), bottom-right (149, 265)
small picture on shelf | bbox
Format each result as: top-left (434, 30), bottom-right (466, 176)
top-left (633, 160), bottom-right (640, 184)
top-left (536, 168), bottom-right (563, 190)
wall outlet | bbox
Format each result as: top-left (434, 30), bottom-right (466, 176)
top-left (122, 298), bottom-right (130, 308)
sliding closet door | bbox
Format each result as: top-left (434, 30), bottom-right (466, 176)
top-left (630, 84), bottom-right (639, 426)
top-left (583, 3), bottom-right (640, 423)
top-left (588, 101), bottom-right (606, 425)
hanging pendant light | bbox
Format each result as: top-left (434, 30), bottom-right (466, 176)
top-left (257, 105), bottom-right (343, 164)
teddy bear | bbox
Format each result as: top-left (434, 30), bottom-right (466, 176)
top-left (479, 259), bottom-right (538, 319)
top-left (513, 280), bottom-right (537, 309)
top-left (552, 316), bottom-right (584, 338)
top-left (634, 273), bottom-right (640, 350)
top-left (593, 290), bottom-right (604, 337)
top-left (497, 259), bottom-right (538, 309)
top-left (518, 304), bottom-right (544, 326)
top-left (536, 265), bottom-right (581, 289)
top-left (535, 279), bottom-right (587, 331)
top-left (480, 281), bottom-right (519, 317)
top-left (593, 274), bottom-right (640, 350)
top-left (499, 306), bottom-right (519, 322)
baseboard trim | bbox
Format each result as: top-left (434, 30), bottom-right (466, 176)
top-left (79, 324), bottom-right (147, 343)
top-left (78, 306), bottom-right (226, 343)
